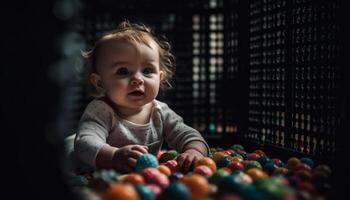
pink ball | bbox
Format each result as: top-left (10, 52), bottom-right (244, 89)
top-left (141, 168), bottom-right (169, 189)
top-left (142, 168), bottom-right (160, 182)
top-left (162, 160), bottom-right (178, 173)
top-left (193, 165), bottom-right (214, 177)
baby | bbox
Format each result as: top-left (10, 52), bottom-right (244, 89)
top-left (74, 21), bottom-right (209, 173)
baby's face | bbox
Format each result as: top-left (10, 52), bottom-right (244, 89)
top-left (95, 39), bottom-right (163, 109)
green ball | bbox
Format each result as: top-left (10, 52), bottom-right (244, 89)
top-left (245, 160), bottom-right (262, 171)
top-left (159, 150), bottom-right (178, 163)
top-left (209, 169), bottom-right (230, 184)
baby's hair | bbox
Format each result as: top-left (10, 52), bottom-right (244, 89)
top-left (82, 20), bottom-right (175, 97)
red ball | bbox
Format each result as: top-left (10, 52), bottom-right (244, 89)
top-left (227, 161), bottom-right (244, 172)
top-left (248, 153), bottom-right (261, 160)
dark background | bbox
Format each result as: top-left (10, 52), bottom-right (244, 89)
top-left (2, 1), bottom-right (348, 199)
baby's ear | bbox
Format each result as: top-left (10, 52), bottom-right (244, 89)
top-left (89, 73), bottom-right (103, 91)
top-left (159, 70), bottom-right (164, 81)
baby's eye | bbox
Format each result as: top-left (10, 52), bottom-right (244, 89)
top-left (115, 67), bottom-right (129, 76)
top-left (142, 67), bottom-right (154, 75)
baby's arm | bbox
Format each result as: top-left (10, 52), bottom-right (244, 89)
top-left (96, 144), bottom-right (148, 173)
top-left (177, 140), bottom-right (208, 172)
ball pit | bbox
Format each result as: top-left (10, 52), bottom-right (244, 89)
top-left (68, 146), bottom-right (333, 200)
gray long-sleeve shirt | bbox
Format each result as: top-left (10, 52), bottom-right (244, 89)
top-left (74, 98), bottom-right (209, 168)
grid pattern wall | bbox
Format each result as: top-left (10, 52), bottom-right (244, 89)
top-left (290, 0), bottom-right (339, 156)
top-left (247, 0), bottom-right (340, 157)
top-left (247, 0), bottom-right (288, 146)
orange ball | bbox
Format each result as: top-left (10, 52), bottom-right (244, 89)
top-left (212, 152), bottom-right (227, 163)
top-left (180, 174), bottom-right (210, 200)
top-left (121, 173), bottom-right (144, 185)
top-left (230, 156), bottom-right (243, 163)
top-left (195, 157), bottom-right (217, 172)
top-left (158, 165), bottom-right (172, 177)
top-left (103, 183), bottom-right (139, 200)
top-left (245, 168), bottom-right (268, 181)
top-left (274, 167), bottom-right (289, 175)
top-left (253, 149), bottom-right (265, 157)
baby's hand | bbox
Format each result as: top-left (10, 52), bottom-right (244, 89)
top-left (176, 149), bottom-right (204, 173)
top-left (112, 145), bottom-right (148, 173)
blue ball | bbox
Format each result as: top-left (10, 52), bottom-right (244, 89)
top-left (135, 153), bottom-right (159, 172)
top-left (257, 156), bottom-right (271, 167)
top-left (159, 181), bottom-right (190, 200)
top-left (217, 156), bottom-right (231, 168)
top-left (300, 157), bottom-right (314, 168)
top-left (135, 185), bottom-right (155, 200)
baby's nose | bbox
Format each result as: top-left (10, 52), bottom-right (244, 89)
top-left (130, 73), bottom-right (144, 85)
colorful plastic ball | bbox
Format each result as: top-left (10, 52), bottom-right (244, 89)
top-left (159, 181), bottom-right (190, 200)
top-left (227, 161), bottom-right (244, 172)
top-left (294, 163), bottom-right (311, 172)
top-left (313, 164), bottom-right (332, 176)
top-left (235, 149), bottom-right (247, 159)
top-left (256, 156), bottom-right (271, 167)
top-left (90, 169), bottom-right (119, 191)
top-left (209, 168), bottom-right (230, 184)
top-left (229, 153), bottom-right (243, 159)
top-left (300, 157), bottom-right (314, 168)
top-left (212, 152), bottom-right (227, 163)
top-left (272, 158), bottom-right (285, 167)
top-left (163, 160), bottom-right (179, 173)
top-left (141, 168), bottom-right (169, 189)
top-left (217, 156), bottom-right (231, 168)
top-left (135, 153), bottom-right (159, 172)
top-left (221, 167), bottom-right (233, 173)
top-left (217, 174), bottom-right (243, 195)
top-left (231, 144), bottom-right (244, 151)
top-left (169, 172), bottom-right (184, 181)
top-left (193, 165), bottom-right (214, 177)
top-left (294, 170), bottom-right (312, 182)
top-left (135, 184), bottom-right (155, 200)
top-left (147, 184), bottom-right (162, 198)
top-left (230, 156), bottom-right (243, 163)
top-left (121, 173), bottom-right (145, 185)
top-left (180, 174), bottom-right (210, 200)
top-left (247, 153), bottom-right (261, 160)
top-left (159, 150), bottom-right (178, 163)
top-left (232, 171), bottom-right (253, 185)
top-left (263, 162), bottom-right (278, 175)
top-left (273, 167), bottom-right (289, 175)
top-left (254, 177), bottom-right (293, 200)
top-left (195, 157), bottom-right (217, 173)
top-left (253, 149), bottom-right (266, 157)
top-left (158, 165), bottom-right (172, 177)
top-left (245, 168), bottom-right (268, 181)
top-left (244, 160), bottom-right (262, 171)
top-left (286, 157), bottom-right (300, 170)
top-left (103, 183), bottom-right (139, 200)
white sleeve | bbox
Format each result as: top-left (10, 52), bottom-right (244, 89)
top-left (74, 99), bottom-right (116, 168)
top-left (160, 102), bottom-right (210, 154)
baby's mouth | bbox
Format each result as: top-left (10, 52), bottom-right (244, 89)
top-left (129, 90), bottom-right (145, 96)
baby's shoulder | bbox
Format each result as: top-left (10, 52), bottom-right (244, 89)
top-left (85, 98), bottom-right (114, 114)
